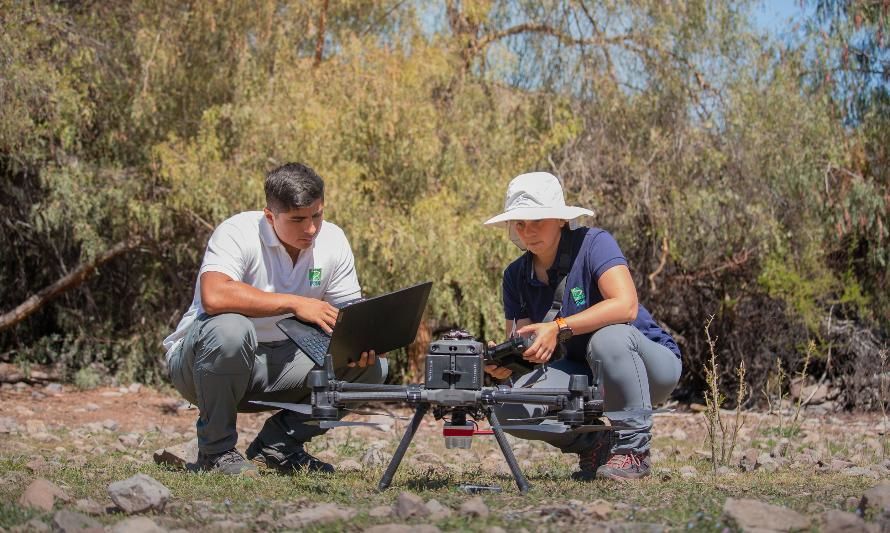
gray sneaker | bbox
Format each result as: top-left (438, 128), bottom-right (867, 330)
top-left (596, 451), bottom-right (651, 480)
top-left (195, 449), bottom-right (258, 476)
top-left (246, 438), bottom-right (334, 474)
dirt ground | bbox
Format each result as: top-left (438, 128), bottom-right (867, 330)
top-left (2, 380), bottom-right (889, 532)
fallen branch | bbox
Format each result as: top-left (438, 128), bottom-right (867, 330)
top-left (0, 237), bottom-right (142, 333)
top-left (0, 362), bottom-right (59, 384)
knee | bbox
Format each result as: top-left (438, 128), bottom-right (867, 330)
top-left (586, 324), bottom-right (636, 366)
top-left (196, 314), bottom-right (257, 374)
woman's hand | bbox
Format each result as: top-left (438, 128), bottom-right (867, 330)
top-left (484, 364), bottom-right (513, 380)
top-left (483, 340), bottom-right (513, 380)
top-left (516, 322), bottom-right (560, 364)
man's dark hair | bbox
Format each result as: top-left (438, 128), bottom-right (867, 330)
top-left (265, 163), bottom-right (325, 212)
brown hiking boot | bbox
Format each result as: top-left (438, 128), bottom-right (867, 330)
top-left (596, 451), bottom-right (651, 480)
top-left (195, 448), bottom-right (258, 476)
top-left (246, 438), bottom-right (334, 474)
top-left (571, 437), bottom-right (611, 481)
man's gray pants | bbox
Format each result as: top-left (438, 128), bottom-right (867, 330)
top-left (168, 313), bottom-right (388, 455)
top-left (494, 324), bottom-right (681, 455)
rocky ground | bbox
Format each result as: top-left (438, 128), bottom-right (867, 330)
top-left (1, 380), bottom-right (889, 532)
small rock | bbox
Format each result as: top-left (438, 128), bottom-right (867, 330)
top-left (11, 518), bottom-right (50, 532)
top-left (19, 478), bottom-right (70, 511)
top-left (459, 496), bottom-right (489, 518)
top-left (426, 498), bottom-right (453, 519)
top-left (110, 516), bottom-right (168, 533)
top-left (717, 466), bottom-right (736, 476)
top-left (75, 498), bottom-right (108, 515)
top-left (679, 465), bottom-right (697, 479)
top-left (25, 419), bottom-right (47, 434)
top-left (0, 416), bottom-right (19, 433)
top-left (820, 509), bottom-right (869, 533)
top-left (25, 456), bottom-right (48, 472)
top-left (52, 510), bottom-right (102, 533)
top-left (394, 491), bottom-right (429, 518)
top-left (861, 482), bottom-right (890, 514)
top-left (44, 383), bottom-right (63, 395)
top-left (208, 520), bottom-right (246, 531)
top-left (280, 504), bottom-right (355, 529)
top-left (108, 473), bottom-right (171, 513)
top-left (119, 433), bottom-right (141, 448)
top-left (337, 459), bottom-right (362, 472)
top-left (102, 419), bottom-right (120, 431)
top-left (843, 467), bottom-right (879, 479)
top-left (128, 383), bottom-right (142, 393)
top-left (586, 499), bottom-right (613, 520)
top-left (831, 459), bottom-right (855, 471)
top-left (411, 452), bottom-right (443, 465)
top-left (368, 505), bottom-right (392, 518)
top-left (740, 448), bottom-right (759, 472)
top-left (364, 526), bottom-right (441, 533)
top-left (723, 498), bottom-right (809, 532)
top-left (362, 446), bottom-right (392, 468)
top-left (771, 438), bottom-right (790, 458)
top-left (85, 403), bottom-right (100, 412)
top-left (670, 428), bottom-right (688, 440)
top-left (153, 439), bottom-right (198, 469)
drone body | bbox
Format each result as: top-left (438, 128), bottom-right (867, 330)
top-left (254, 329), bottom-right (613, 493)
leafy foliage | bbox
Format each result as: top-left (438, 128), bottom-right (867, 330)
top-left (0, 1), bottom-right (886, 403)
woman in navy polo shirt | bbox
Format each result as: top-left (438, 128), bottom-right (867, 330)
top-left (483, 172), bottom-right (682, 481)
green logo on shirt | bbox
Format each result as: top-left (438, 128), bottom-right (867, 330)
top-left (570, 287), bottom-right (586, 306)
top-left (309, 268), bottom-right (322, 287)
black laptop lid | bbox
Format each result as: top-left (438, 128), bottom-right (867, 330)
top-left (276, 281), bottom-right (432, 368)
top-left (328, 281), bottom-right (432, 366)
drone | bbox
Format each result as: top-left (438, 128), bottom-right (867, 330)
top-left (253, 330), bottom-right (622, 493)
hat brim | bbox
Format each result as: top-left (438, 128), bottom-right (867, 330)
top-left (483, 206), bottom-right (593, 226)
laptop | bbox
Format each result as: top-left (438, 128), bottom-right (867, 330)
top-left (276, 281), bottom-right (433, 368)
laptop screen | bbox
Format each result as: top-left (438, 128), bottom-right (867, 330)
top-left (277, 281), bottom-right (433, 369)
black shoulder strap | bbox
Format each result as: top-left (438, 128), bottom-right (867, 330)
top-left (543, 227), bottom-right (575, 323)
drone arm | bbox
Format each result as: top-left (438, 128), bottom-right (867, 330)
top-left (334, 391), bottom-right (411, 403)
top-left (334, 382), bottom-right (415, 392)
top-left (491, 391), bottom-right (566, 406)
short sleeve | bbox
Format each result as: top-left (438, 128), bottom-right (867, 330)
top-left (198, 221), bottom-right (250, 281)
top-left (587, 230), bottom-right (628, 280)
top-left (502, 263), bottom-right (526, 320)
top-left (324, 235), bottom-right (362, 306)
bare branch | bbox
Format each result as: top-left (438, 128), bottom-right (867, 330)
top-left (314, 0), bottom-right (330, 68)
top-left (0, 238), bottom-right (143, 333)
top-left (472, 22), bottom-right (639, 53)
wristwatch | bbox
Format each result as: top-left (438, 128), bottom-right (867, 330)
top-left (554, 317), bottom-right (573, 342)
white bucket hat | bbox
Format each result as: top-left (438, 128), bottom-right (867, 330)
top-left (483, 172), bottom-right (593, 249)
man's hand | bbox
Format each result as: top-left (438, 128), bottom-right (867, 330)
top-left (516, 322), bottom-right (559, 364)
top-left (347, 350), bottom-right (386, 368)
top-left (292, 295), bottom-right (339, 334)
top-left (484, 364), bottom-right (513, 380)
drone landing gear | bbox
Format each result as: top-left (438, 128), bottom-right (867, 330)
top-left (376, 404), bottom-right (530, 494)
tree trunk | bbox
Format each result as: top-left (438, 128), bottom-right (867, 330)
top-left (0, 238), bottom-right (142, 333)
top-left (314, 0), bottom-right (329, 67)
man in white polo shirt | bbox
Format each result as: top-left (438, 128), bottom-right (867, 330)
top-left (163, 162), bottom-right (385, 475)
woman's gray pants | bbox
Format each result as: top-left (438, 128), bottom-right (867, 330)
top-left (168, 313), bottom-right (388, 455)
top-left (494, 324), bottom-right (681, 455)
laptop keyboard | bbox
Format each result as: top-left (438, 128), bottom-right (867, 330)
top-left (296, 330), bottom-right (331, 365)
